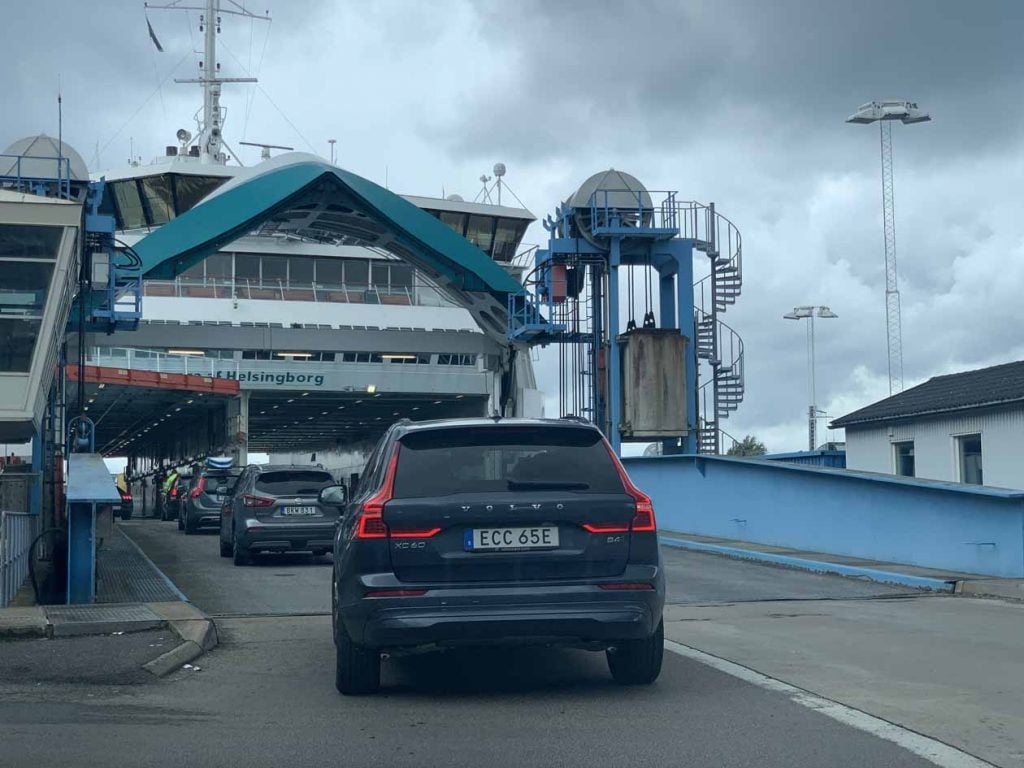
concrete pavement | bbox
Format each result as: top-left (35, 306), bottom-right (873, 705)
top-left (1, 517), bottom-right (1019, 766)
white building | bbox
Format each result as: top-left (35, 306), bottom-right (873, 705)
top-left (831, 360), bottom-right (1024, 490)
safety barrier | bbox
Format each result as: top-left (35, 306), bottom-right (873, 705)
top-left (1, 511), bottom-right (38, 607)
top-left (622, 454), bottom-right (1024, 578)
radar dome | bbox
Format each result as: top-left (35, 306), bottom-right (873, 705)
top-left (446, 194), bottom-right (465, 202)
top-left (1, 134), bottom-right (89, 180)
top-left (568, 169), bottom-right (654, 243)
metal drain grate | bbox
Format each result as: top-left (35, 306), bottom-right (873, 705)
top-left (95, 528), bottom-right (185, 604)
top-left (45, 603), bottom-right (161, 624)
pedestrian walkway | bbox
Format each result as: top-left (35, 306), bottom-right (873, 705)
top-left (97, 526), bottom-right (185, 604)
top-left (661, 530), bottom-right (1024, 599)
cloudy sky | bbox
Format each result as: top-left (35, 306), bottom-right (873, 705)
top-left (5, 0), bottom-right (1024, 452)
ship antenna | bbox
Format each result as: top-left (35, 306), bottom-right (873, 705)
top-left (147, 0), bottom-right (270, 165)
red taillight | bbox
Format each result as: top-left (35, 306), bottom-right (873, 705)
top-left (601, 439), bottom-right (657, 533)
top-left (121, 493), bottom-right (132, 502)
top-left (599, 582), bottom-right (654, 591)
top-left (364, 589), bottom-right (428, 598)
top-left (243, 494), bottom-right (274, 508)
top-left (190, 477), bottom-right (206, 499)
top-left (169, 487), bottom-right (178, 499)
top-left (356, 447), bottom-right (400, 539)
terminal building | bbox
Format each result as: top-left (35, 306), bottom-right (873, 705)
top-left (832, 359), bottom-right (1024, 490)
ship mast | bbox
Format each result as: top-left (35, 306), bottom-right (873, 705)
top-left (145, 0), bottom-right (270, 164)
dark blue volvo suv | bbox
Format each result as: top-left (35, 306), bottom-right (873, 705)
top-left (325, 417), bottom-right (665, 695)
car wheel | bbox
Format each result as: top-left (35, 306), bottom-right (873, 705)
top-left (121, 507), bottom-right (132, 521)
top-left (607, 619), bottom-right (664, 686)
top-left (219, 537), bottom-right (232, 557)
top-left (335, 620), bottom-right (380, 695)
top-left (184, 515), bottom-right (198, 535)
top-left (177, 512), bottom-right (185, 531)
top-left (232, 536), bottom-right (250, 566)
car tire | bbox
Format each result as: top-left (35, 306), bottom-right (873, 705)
top-left (184, 515), bottom-right (198, 535)
top-left (232, 537), bottom-right (250, 566)
top-left (335, 621), bottom-right (380, 695)
top-left (607, 619), bottom-right (664, 686)
top-left (219, 537), bottom-right (232, 557)
top-left (177, 513), bottom-right (184, 531)
top-left (121, 507), bottom-right (132, 521)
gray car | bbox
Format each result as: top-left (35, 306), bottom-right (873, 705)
top-left (219, 465), bottom-right (342, 566)
top-left (180, 469), bottom-right (240, 534)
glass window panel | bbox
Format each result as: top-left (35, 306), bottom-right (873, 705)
top-left (173, 175), bottom-right (229, 213)
top-left (111, 181), bottom-right (147, 230)
top-left (204, 254), bottom-right (232, 280)
top-left (465, 215), bottom-right (496, 254)
top-left (439, 212), bottom-right (467, 236)
top-left (0, 261), bottom-right (54, 318)
top-left (289, 256), bottom-right (315, 285)
top-left (958, 434), bottom-right (983, 485)
top-left (371, 262), bottom-right (390, 288)
top-left (0, 224), bottom-right (63, 259)
top-left (180, 262), bottom-right (205, 279)
top-left (492, 219), bottom-right (527, 262)
top-left (234, 254), bottom-right (260, 280)
top-left (893, 441), bottom-right (914, 477)
top-left (344, 259), bottom-right (368, 286)
top-left (141, 175), bottom-right (175, 225)
top-left (262, 255), bottom-right (287, 283)
top-left (315, 258), bottom-right (343, 285)
top-left (0, 318), bottom-right (42, 372)
top-left (389, 263), bottom-right (413, 289)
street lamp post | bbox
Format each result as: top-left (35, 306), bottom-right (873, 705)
top-left (784, 305), bottom-right (838, 450)
top-left (846, 100), bottom-right (930, 395)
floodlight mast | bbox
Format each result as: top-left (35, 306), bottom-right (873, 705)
top-left (846, 101), bottom-right (930, 395)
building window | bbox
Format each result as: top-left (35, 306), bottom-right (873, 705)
top-left (262, 255), bottom-right (287, 284)
top-left (235, 254), bottom-right (260, 282)
top-left (345, 259), bottom-right (368, 287)
top-left (956, 434), bottom-right (983, 485)
top-left (893, 441), bottom-right (915, 477)
top-left (315, 258), bottom-right (343, 286)
top-left (289, 256), bottom-right (315, 286)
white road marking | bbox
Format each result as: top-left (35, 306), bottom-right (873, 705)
top-left (664, 639), bottom-right (995, 768)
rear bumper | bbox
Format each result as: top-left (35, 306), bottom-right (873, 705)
top-left (239, 522), bottom-right (337, 553)
top-left (338, 568), bottom-right (664, 649)
top-left (186, 505), bottom-right (221, 528)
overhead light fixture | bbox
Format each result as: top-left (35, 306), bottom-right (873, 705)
top-left (276, 352), bottom-right (313, 358)
top-left (186, 399), bottom-right (194, 404)
top-left (366, 385), bottom-right (377, 394)
top-left (169, 349), bottom-right (205, 356)
top-left (381, 354), bottom-right (416, 361)
top-left (301, 392), bottom-right (309, 396)
top-left (98, 384), bottom-right (105, 389)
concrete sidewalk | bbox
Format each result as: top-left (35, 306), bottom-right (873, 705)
top-left (661, 530), bottom-right (1024, 599)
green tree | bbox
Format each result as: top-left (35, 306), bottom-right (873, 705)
top-left (726, 435), bottom-right (767, 457)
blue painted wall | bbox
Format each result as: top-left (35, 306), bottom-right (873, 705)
top-left (622, 454), bottom-right (1024, 578)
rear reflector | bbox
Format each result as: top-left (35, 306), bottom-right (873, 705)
top-left (243, 494), bottom-right (274, 508)
top-left (364, 589), bottom-right (428, 598)
top-left (390, 527), bottom-right (442, 539)
top-left (599, 583), bottom-right (654, 591)
top-left (581, 522), bottom-right (630, 534)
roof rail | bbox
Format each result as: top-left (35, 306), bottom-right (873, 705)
top-left (561, 414), bottom-right (592, 424)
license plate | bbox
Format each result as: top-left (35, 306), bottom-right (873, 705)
top-left (281, 506), bottom-right (318, 516)
top-left (465, 526), bottom-right (559, 551)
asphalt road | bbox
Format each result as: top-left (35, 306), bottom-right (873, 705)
top-left (0, 518), bottom-right (977, 767)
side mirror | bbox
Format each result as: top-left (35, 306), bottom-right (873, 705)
top-left (319, 485), bottom-right (347, 506)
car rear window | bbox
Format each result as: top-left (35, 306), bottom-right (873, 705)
top-left (203, 472), bottom-right (239, 493)
top-left (392, 426), bottom-right (625, 498)
top-left (255, 470), bottom-right (334, 496)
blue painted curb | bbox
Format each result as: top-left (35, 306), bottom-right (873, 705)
top-left (659, 535), bottom-right (956, 592)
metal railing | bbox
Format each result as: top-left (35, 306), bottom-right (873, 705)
top-left (1, 510), bottom-right (37, 607)
top-left (0, 153), bottom-right (74, 199)
top-left (142, 277), bottom-right (460, 309)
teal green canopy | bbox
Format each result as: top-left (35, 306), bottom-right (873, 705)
top-left (133, 160), bottom-right (523, 301)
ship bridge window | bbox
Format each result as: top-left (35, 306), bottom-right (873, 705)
top-left (111, 181), bottom-right (147, 230)
top-left (141, 175), bottom-right (175, 226)
top-left (465, 215), bottom-right (496, 254)
top-left (492, 218), bottom-right (529, 262)
top-left (438, 211), bottom-right (467, 237)
top-left (173, 175), bottom-right (228, 214)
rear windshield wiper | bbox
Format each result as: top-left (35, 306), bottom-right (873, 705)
top-left (507, 480), bottom-right (590, 491)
